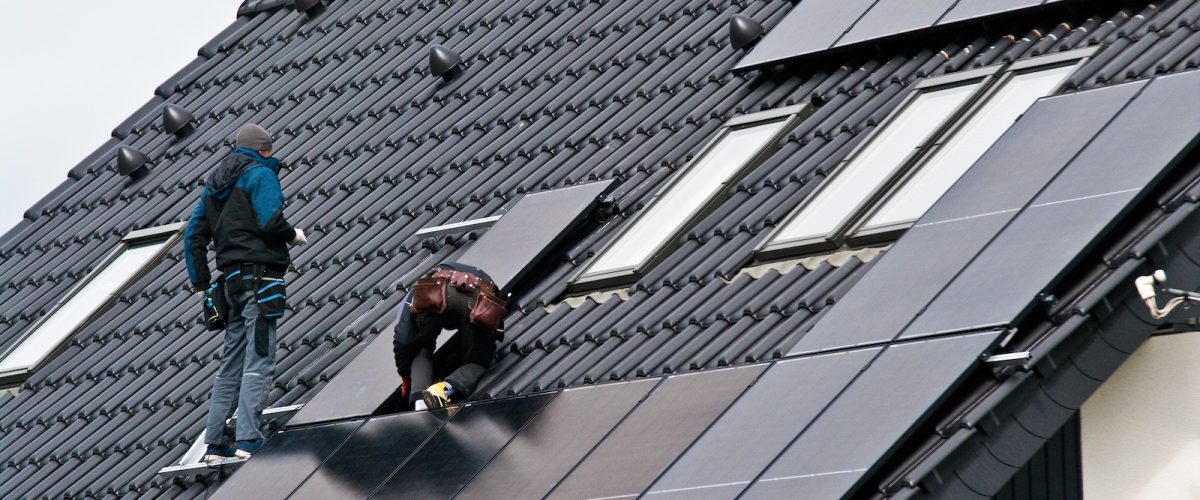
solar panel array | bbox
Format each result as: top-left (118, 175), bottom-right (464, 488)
top-left (737, 0), bottom-right (1077, 70)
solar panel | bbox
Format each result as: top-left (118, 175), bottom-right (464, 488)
top-left (286, 334), bottom-right (401, 427)
top-left (787, 81), bottom-right (1148, 356)
top-left (211, 420), bottom-right (362, 499)
top-left (904, 72), bottom-right (1200, 337)
top-left (459, 180), bottom-right (614, 294)
top-left (737, 0), bottom-right (1078, 69)
top-left (746, 331), bottom-right (1001, 499)
top-left (548, 365), bottom-right (766, 499)
top-left (372, 393), bottom-right (557, 499)
top-left (1031, 71), bottom-right (1200, 205)
top-left (457, 379), bottom-right (659, 500)
top-left (734, 0), bottom-right (875, 70)
top-left (289, 412), bottom-right (443, 499)
top-left (903, 191), bottom-right (1137, 337)
top-left (836, 0), bottom-right (956, 47)
top-left (645, 347), bottom-right (882, 499)
top-left (787, 212), bottom-right (1012, 355)
top-left (919, 81), bottom-right (1146, 224)
top-left (939, 0), bottom-right (1048, 26)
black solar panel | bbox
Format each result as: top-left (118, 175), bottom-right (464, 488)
top-left (289, 412), bottom-right (443, 499)
top-left (737, 0), bottom-right (1077, 69)
top-left (372, 393), bottom-right (556, 499)
top-left (285, 334), bottom-right (401, 427)
top-left (787, 213), bottom-right (1012, 355)
top-left (457, 379), bottom-right (658, 500)
top-left (734, 0), bottom-right (875, 70)
top-left (837, 0), bottom-right (957, 47)
top-left (787, 81), bottom-right (1149, 355)
top-left (746, 331), bottom-right (1001, 499)
top-left (939, 0), bottom-right (1047, 25)
top-left (904, 192), bottom-right (1137, 337)
top-left (548, 365), bottom-right (765, 499)
top-left (919, 81), bottom-right (1147, 224)
top-left (645, 348), bottom-right (882, 499)
top-left (904, 72), bottom-right (1200, 337)
top-left (211, 420), bottom-right (362, 499)
top-left (1032, 71), bottom-right (1200, 205)
top-left (459, 180), bottom-right (614, 294)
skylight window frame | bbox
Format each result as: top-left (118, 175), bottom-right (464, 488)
top-left (757, 47), bottom-right (1099, 260)
top-left (568, 104), bottom-right (814, 292)
top-left (756, 66), bottom-right (1002, 259)
top-left (0, 222), bottom-right (184, 386)
top-left (848, 49), bottom-right (1097, 244)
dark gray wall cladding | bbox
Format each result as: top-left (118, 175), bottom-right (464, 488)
top-left (744, 330), bottom-right (1002, 500)
top-left (905, 70), bottom-right (1200, 337)
top-left (836, 0), bottom-right (957, 47)
top-left (939, 0), bottom-right (1047, 26)
top-left (644, 347), bottom-right (882, 500)
top-left (787, 82), bottom-right (1142, 356)
top-left (458, 179), bottom-right (613, 294)
top-left (211, 419), bottom-right (362, 499)
top-left (372, 393), bottom-right (556, 499)
top-left (547, 365), bottom-right (764, 500)
top-left (0, 0), bottom-right (1196, 496)
top-left (733, 0), bottom-right (874, 70)
top-left (456, 378), bottom-right (659, 500)
top-left (289, 411), bottom-right (443, 499)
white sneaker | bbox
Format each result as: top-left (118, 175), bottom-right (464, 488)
top-left (414, 400), bottom-right (428, 411)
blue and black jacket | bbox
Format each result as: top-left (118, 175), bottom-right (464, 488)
top-left (183, 147), bottom-right (295, 289)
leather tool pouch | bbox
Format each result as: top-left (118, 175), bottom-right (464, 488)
top-left (203, 280), bottom-right (230, 331)
top-left (255, 277), bottom-right (287, 319)
top-left (469, 291), bottom-right (507, 333)
top-left (410, 277), bottom-right (449, 314)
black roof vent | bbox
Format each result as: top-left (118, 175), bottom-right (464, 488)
top-left (162, 104), bottom-right (196, 136)
top-left (295, 0), bottom-right (325, 15)
top-left (429, 45), bottom-right (462, 78)
top-left (116, 147), bottom-right (150, 179)
top-left (729, 15), bottom-right (764, 50)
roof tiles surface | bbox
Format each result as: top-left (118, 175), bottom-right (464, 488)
top-left (0, 0), bottom-right (1197, 497)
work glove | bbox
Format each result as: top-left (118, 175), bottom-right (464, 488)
top-left (291, 228), bottom-right (308, 246)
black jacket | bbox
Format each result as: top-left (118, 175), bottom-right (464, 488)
top-left (183, 148), bottom-right (295, 288)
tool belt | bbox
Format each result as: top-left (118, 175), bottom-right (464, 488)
top-left (410, 268), bottom-right (507, 333)
top-left (221, 263), bottom-right (288, 320)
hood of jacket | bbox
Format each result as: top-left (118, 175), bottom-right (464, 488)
top-left (207, 147), bottom-right (281, 199)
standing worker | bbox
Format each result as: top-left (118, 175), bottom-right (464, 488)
top-left (394, 262), bottom-right (508, 411)
top-left (183, 124), bottom-right (307, 462)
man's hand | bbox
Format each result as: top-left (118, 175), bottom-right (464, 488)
top-left (291, 228), bottom-right (308, 246)
top-left (196, 290), bottom-right (207, 303)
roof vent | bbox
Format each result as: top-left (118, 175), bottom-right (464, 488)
top-left (116, 147), bottom-right (150, 179)
top-left (429, 45), bottom-right (462, 78)
top-left (729, 15), bottom-right (764, 50)
top-left (162, 104), bottom-right (196, 136)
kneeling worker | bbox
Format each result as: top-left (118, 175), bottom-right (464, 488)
top-left (393, 262), bottom-right (507, 410)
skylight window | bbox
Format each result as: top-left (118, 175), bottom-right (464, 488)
top-left (0, 223), bottom-right (182, 385)
top-left (758, 48), bottom-right (1097, 259)
top-left (571, 104), bottom-right (813, 291)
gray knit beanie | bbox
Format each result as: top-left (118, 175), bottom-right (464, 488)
top-left (235, 123), bottom-right (273, 152)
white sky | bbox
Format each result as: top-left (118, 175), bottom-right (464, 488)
top-left (0, 0), bottom-right (243, 234)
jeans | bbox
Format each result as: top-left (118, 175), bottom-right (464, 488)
top-left (394, 286), bottom-right (496, 404)
top-left (204, 276), bottom-right (277, 444)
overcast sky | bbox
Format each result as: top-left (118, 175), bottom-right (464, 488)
top-left (0, 0), bottom-right (243, 234)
